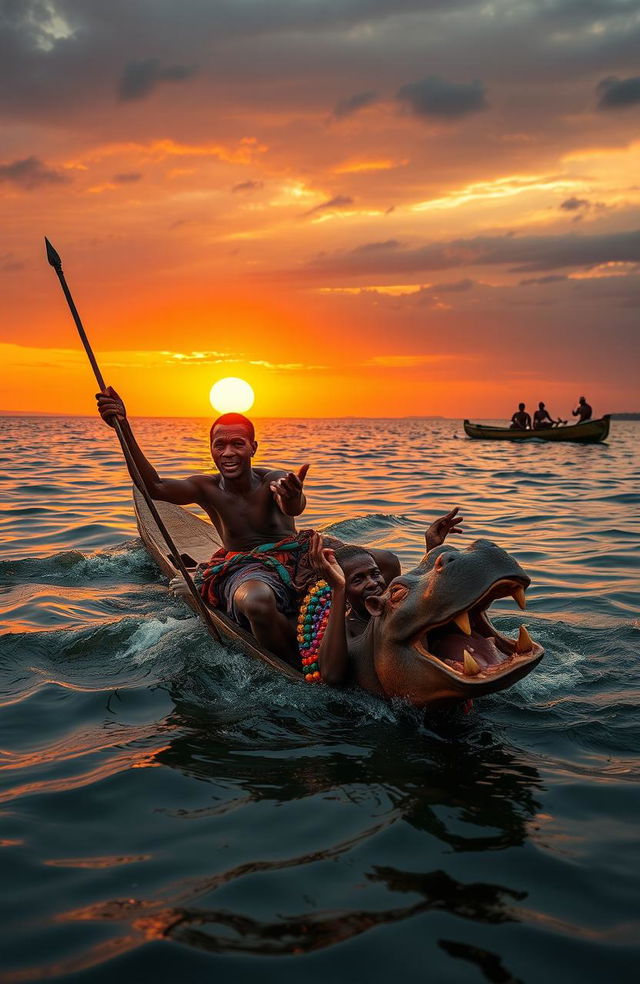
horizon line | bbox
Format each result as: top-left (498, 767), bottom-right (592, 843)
top-left (0, 410), bottom-right (459, 420)
top-left (1, 410), bottom-right (636, 421)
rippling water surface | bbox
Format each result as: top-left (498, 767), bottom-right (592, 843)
top-left (1, 415), bottom-right (638, 983)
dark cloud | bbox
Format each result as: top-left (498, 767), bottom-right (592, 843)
top-left (232, 180), bottom-right (264, 192)
top-left (117, 59), bottom-right (196, 101)
top-left (353, 239), bottom-right (401, 253)
top-left (113, 172), bottom-right (142, 183)
top-left (559, 197), bottom-right (607, 224)
top-left (384, 282), bottom-right (477, 306)
top-left (396, 75), bottom-right (487, 119)
top-left (0, 0), bottom-right (634, 139)
top-left (597, 75), bottom-right (640, 110)
top-left (569, 273), bottom-right (640, 307)
top-left (435, 278), bottom-right (475, 292)
top-left (560, 197), bottom-right (589, 211)
top-left (0, 156), bottom-right (69, 190)
top-left (303, 195), bottom-right (353, 217)
top-left (333, 90), bottom-right (378, 118)
top-left (519, 275), bottom-right (568, 286)
top-left (1, 252), bottom-right (24, 273)
top-left (300, 229), bottom-right (640, 278)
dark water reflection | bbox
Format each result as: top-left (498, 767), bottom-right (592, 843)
top-left (156, 711), bottom-right (542, 853)
top-left (1, 416), bottom-right (639, 983)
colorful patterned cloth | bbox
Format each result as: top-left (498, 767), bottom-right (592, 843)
top-left (199, 530), bottom-right (343, 623)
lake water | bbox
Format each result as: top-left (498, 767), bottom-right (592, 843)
top-left (1, 415), bottom-right (638, 984)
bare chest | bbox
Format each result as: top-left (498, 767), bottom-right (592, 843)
top-left (202, 480), bottom-right (296, 549)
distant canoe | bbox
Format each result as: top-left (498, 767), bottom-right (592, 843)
top-left (463, 416), bottom-right (610, 443)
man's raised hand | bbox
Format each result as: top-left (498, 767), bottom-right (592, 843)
top-left (96, 386), bottom-right (126, 428)
top-left (425, 507), bottom-right (464, 552)
top-left (270, 463), bottom-right (309, 515)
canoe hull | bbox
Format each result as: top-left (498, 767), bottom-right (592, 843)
top-left (133, 487), bottom-right (302, 680)
top-left (463, 416), bottom-right (610, 443)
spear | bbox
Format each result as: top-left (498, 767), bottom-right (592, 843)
top-left (44, 236), bottom-right (222, 641)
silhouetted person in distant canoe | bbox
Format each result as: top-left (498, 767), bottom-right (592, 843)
top-left (533, 402), bottom-right (556, 430)
top-left (510, 403), bottom-right (531, 430)
top-left (572, 396), bottom-right (592, 422)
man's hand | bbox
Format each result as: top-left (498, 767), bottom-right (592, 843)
top-left (309, 532), bottom-right (345, 591)
top-left (169, 575), bottom-right (191, 602)
top-left (270, 463), bottom-right (309, 515)
top-left (425, 507), bottom-right (464, 552)
top-left (96, 386), bottom-right (126, 428)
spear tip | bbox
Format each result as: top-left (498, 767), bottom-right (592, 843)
top-left (44, 236), bottom-right (62, 271)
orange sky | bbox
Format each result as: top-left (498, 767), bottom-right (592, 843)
top-left (1, 1), bottom-right (639, 417)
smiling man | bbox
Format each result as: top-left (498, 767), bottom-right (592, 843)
top-left (97, 387), bottom-right (314, 661)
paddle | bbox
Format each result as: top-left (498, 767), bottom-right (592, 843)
top-left (44, 237), bottom-right (222, 642)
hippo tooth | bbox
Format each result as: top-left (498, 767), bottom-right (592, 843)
top-left (463, 649), bottom-right (481, 676)
top-left (516, 624), bottom-right (534, 654)
top-left (454, 612), bottom-right (472, 635)
top-left (513, 587), bottom-right (526, 610)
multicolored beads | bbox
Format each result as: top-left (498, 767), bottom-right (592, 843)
top-left (297, 579), bottom-right (332, 683)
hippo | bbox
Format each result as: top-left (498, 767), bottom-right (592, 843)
top-left (166, 520), bottom-right (544, 708)
top-left (346, 539), bottom-right (544, 708)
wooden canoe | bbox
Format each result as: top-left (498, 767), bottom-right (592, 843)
top-left (133, 486), bottom-right (302, 680)
top-left (463, 415), bottom-right (610, 443)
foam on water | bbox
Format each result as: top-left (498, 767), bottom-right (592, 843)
top-left (0, 540), bottom-right (155, 583)
top-left (118, 614), bottom-right (200, 664)
top-left (514, 639), bottom-right (585, 699)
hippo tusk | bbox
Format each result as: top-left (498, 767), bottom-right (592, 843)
top-left (463, 649), bottom-right (481, 676)
top-left (454, 611), bottom-right (472, 635)
top-left (513, 586), bottom-right (526, 610)
top-left (516, 624), bottom-right (534, 653)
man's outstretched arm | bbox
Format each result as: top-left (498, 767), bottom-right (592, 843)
top-left (96, 387), bottom-right (206, 505)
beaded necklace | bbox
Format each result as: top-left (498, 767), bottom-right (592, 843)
top-left (297, 579), bottom-right (331, 682)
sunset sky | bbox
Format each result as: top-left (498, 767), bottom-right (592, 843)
top-left (1, 0), bottom-right (639, 418)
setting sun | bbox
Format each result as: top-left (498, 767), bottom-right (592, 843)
top-left (209, 377), bottom-right (255, 414)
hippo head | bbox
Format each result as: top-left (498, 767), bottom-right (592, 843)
top-left (363, 539), bottom-right (544, 708)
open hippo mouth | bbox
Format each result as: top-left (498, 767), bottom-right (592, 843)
top-left (412, 577), bottom-right (543, 681)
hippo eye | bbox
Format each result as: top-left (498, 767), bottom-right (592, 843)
top-left (388, 584), bottom-right (409, 604)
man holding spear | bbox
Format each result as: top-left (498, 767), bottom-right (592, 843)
top-left (97, 388), bottom-right (324, 664)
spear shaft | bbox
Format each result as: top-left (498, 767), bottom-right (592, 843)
top-left (44, 237), bottom-right (222, 641)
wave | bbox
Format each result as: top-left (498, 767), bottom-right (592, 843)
top-left (323, 513), bottom-right (410, 540)
top-left (0, 540), bottom-right (156, 585)
top-left (0, 608), bottom-right (197, 697)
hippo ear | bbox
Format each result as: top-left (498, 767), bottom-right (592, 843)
top-left (364, 594), bottom-right (387, 618)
